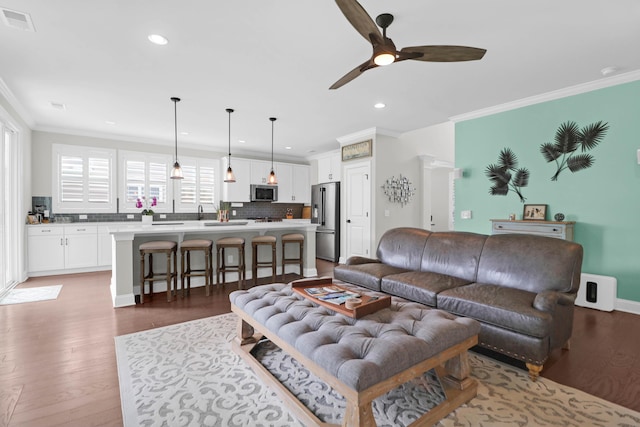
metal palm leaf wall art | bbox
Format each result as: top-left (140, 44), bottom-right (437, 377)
top-left (540, 121), bottom-right (609, 181)
top-left (485, 148), bottom-right (530, 203)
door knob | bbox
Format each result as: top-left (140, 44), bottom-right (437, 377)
top-left (347, 219), bottom-right (351, 223)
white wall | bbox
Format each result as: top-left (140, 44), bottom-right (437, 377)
top-left (373, 122), bottom-right (455, 242)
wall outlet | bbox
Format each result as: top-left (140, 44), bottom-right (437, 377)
top-left (461, 210), bottom-right (472, 219)
top-left (232, 210), bottom-right (236, 216)
top-left (127, 214), bottom-right (134, 219)
top-left (79, 214), bottom-right (87, 220)
top-left (384, 210), bottom-right (390, 217)
top-left (160, 214), bottom-right (166, 219)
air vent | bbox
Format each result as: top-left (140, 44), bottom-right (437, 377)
top-left (1, 8), bottom-right (35, 32)
top-left (50, 102), bottom-right (66, 111)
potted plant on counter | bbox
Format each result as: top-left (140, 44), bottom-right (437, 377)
top-left (218, 202), bottom-right (230, 222)
top-left (137, 196), bottom-right (157, 224)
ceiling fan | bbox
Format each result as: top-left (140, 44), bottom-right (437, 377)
top-left (330, 0), bottom-right (487, 89)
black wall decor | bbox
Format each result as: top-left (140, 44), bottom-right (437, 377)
top-left (540, 121), bottom-right (609, 181)
top-left (485, 148), bottom-right (530, 203)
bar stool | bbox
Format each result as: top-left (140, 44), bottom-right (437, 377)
top-left (281, 233), bottom-right (304, 281)
top-left (251, 235), bottom-right (277, 286)
top-left (139, 240), bottom-right (178, 304)
top-left (180, 239), bottom-right (213, 297)
top-left (216, 237), bottom-right (246, 289)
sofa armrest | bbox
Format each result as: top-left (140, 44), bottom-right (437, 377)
top-left (533, 290), bottom-right (576, 312)
top-left (345, 256), bottom-right (380, 266)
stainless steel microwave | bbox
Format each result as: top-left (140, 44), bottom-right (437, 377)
top-left (250, 184), bottom-right (278, 202)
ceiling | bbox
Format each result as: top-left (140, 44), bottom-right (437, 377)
top-left (1, 1), bottom-right (639, 161)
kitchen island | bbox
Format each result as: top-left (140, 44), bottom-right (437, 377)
top-left (108, 220), bottom-right (318, 308)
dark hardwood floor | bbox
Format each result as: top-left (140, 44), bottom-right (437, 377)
top-left (1, 260), bottom-right (639, 426)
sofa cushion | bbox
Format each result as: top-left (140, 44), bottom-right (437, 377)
top-left (381, 271), bottom-right (472, 307)
top-left (437, 283), bottom-right (552, 338)
top-left (477, 234), bottom-right (583, 294)
top-left (376, 227), bottom-right (431, 270)
top-left (419, 232), bottom-right (487, 282)
top-left (334, 263), bottom-right (409, 291)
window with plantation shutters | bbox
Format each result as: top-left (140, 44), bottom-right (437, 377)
top-left (52, 144), bottom-right (116, 212)
top-left (174, 157), bottom-right (218, 213)
top-left (118, 150), bottom-right (173, 213)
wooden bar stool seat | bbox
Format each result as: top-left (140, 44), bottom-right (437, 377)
top-left (139, 240), bottom-right (178, 304)
top-left (251, 235), bottom-right (277, 286)
top-left (281, 233), bottom-right (304, 281)
top-left (180, 239), bottom-right (213, 297)
top-left (216, 237), bottom-right (246, 290)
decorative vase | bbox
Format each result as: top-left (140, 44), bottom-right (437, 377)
top-left (218, 209), bottom-right (228, 222)
top-left (141, 215), bottom-right (153, 224)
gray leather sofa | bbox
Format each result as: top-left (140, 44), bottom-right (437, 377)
top-left (334, 227), bottom-right (584, 380)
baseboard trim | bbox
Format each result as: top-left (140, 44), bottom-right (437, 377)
top-left (615, 298), bottom-right (640, 316)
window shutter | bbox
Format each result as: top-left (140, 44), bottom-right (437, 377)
top-left (60, 155), bottom-right (84, 202)
top-left (199, 165), bottom-right (215, 205)
top-left (88, 157), bottom-right (110, 203)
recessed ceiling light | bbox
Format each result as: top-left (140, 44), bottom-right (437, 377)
top-left (238, 139), bottom-right (246, 143)
top-left (285, 146), bottom-right (292, 150)
top-left (148, 34), bottom-right (168, 45)
top-left (180, 131), bottom-right (189, 136)
top-left (105, 120), bottom-right (116, 125)
top-left (600, 66), bottom-right (618, 76)
top-left (374, 102), bottom-right (386, 109)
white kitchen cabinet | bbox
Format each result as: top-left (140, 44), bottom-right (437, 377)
top-left (28, 224), bottom-right (98, 273)
top-left (222, 157), bottom-right (251, 202)
top-left (274, 163), bottom-right (310, 204)
top-left (27, 226), bottom-right (65, 272)
top-left (97, 225), bottom-right (112, 266)
top-left (317, 152), bottom-right (341, 183)
top-left (250, 160), bottom-right (273, 185)
top-left (64, 225), bottom-right (98, 269)
top-left (292, 164), bottom-right (310, 203)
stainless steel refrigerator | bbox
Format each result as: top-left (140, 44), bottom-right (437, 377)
top-left (311, 182), bottom-right (340, 262)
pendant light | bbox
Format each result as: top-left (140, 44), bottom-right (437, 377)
top-left (224, 108), bottom-right (236, 183)
top-left (267, 117), bottom-right (277, 185)
top-left (170, 97), bottom-right (183, 179)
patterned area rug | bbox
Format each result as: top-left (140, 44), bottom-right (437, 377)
top-left (0, 285), bottom-right (62, 305)
top-left (115, 313), bottom-right (640, 427)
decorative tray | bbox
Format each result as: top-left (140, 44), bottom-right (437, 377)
top-left (290, 277), bottom-right (391, 319)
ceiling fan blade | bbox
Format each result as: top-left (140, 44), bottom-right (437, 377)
top-left (400, 45), bottom-right (487, 62)
top-left (335, 0), bottom-right (382, 44)
top-left (329, 59), bottom-right (376, 90)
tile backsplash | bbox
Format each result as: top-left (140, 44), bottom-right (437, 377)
top-left (31, 197), bottom-right (304, 223)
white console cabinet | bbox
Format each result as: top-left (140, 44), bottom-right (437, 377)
top-left (490, 219), bottom-right (575, 241)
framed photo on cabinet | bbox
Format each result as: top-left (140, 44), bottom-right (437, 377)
top-left (523, 204), bottom-right (547, 220)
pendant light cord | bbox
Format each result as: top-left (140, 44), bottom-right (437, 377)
top-left (270, 117), bottom-right (276, 169)
top-left (226, 108), bottom-right (234, 164)
top-left (171, 97), bottom-right (180, 163)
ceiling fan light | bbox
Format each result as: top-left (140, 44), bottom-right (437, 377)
top-left (224, 166), bottom-right (236, 183)
top-left (374, 52), bottom-right (395, 66)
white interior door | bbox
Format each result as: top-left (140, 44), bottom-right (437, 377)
top-left (421, 160), bottom-right (454, 231)
top-left (345, 162), bottom-right (371, 258)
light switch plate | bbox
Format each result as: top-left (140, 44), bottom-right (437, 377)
top-left (79, 214), bottom-right (87, 220)
top-left (461, 210), bottom-right (472, 219)
top-left (160, 214), bottom-right (166, 219)
top-left (127, 214), bottom-right (134, 219)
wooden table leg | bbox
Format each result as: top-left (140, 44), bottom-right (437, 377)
top-left (343, 401), bottom-right (376, 427)
top-left (235, 318), bottom-right (257, 346)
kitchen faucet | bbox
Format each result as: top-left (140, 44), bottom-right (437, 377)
top-left (198, 205), bottom-right (204, 220)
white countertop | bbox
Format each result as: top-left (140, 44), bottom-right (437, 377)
top-left (107, 219), bottom-right (315, 235)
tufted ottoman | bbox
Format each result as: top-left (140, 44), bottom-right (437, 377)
top-left (230, 282), bottom-right (480, 427)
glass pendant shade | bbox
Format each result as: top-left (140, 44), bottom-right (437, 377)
top-left (225, 166), bottom-right (236, 183)
top-left (170, 97), bottom-right (183, 179)
top-left (224, 108), bottom-right (236, 183)
top-left (171, 161), bottom-right (184, 179)
top-left (268, 117), bottom-right (277, 185)
top-left (268, 169), bottom-right (277, 185)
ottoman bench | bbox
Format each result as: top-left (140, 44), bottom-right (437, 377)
top-left (230, 282), bottom-right (481, 426)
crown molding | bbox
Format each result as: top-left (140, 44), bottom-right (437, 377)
top-left (450, 70), bottom-right (640, 123)
top-left (0, 76), bottom-right (35, 128)
top-left (336, 127), bottom-right (400, 145)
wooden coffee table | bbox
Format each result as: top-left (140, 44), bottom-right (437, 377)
top-left (230, 283), bottom-right (479, 427)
